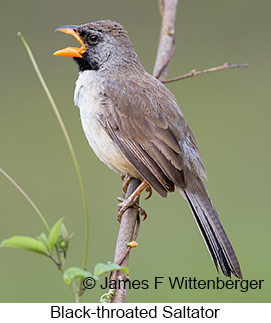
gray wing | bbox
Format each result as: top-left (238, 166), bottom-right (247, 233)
top-left (98, 74), bottom-right (205, 197)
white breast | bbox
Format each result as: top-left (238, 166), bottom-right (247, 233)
top-left (74, 70), bottom-right (138, 177)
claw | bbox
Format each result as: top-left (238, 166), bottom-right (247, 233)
top-left (145, 186), bottom-right (152, 200)
top-left (139, 207), bottom-right (147, 221)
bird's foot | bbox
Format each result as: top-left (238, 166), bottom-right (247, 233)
top-left (117, 180), bottom-right (150, 222)
top-left (117, 197), bottom-right (147, 222)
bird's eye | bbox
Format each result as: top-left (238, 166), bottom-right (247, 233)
top-left (90, 34), bottom-right (99, 42)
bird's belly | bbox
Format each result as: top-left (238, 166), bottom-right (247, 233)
top-left (80, 111), bottom-right (137, 176)
top-left (75, 70), bottom-right (138, 177)
top-left (74, 71), bottom-right (139, 178)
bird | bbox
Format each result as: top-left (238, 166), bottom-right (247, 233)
top-left (54, 20), bottom-right (242, 279)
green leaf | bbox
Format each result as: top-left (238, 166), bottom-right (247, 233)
top-left (48, 217), bottom-right (64, 252)
top-left (37, 232), bottom-right (49, 249)
top-left (63, 267), bottom-right (92, 285)
top-left (93, 263), bottom-right (129, 278)
top-left (1, 236), bottom-right (48, 255)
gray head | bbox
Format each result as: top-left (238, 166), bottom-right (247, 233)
top-left (54, 20), bottom-right (143, 73)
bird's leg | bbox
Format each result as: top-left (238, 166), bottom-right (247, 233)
top-left (120, 174), bottom-right (133, 196)
top-left (117, 180), bottom-right (149, 222)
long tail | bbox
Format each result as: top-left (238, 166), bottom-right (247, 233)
top-left (178, 174), bottom-right (242, 279)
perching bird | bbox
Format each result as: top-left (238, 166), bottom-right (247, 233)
top-left (54, 20), bottom-right (242, 279)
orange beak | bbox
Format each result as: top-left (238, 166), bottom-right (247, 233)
top-left (53, 25), bottom-right (85, 58)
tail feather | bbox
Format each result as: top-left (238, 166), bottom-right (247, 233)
top-left (179, 174), bottom-right (242, 279)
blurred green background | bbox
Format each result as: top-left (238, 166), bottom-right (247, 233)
top-left (0, 0), bottom-right (270, 302)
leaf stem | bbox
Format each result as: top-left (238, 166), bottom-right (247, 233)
top-left (17, 32), bottom-right (89, 275)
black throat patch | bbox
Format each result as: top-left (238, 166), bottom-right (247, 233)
top-left (73, 57), bottom-right (99, 72)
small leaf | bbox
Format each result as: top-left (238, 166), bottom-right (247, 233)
top-left (48, 218), bottom-right (64, 252)
top-left (37, 232), bottom-right (49, 249)
top-left (63, 267), bottom-right (92, 285)
top-left (94, 263), bottom-right (129, 277)
top-left (1, 236), bottom-right (48, 255)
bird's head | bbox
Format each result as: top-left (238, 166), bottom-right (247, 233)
top-left (54, 20), bottom-right (141, 73)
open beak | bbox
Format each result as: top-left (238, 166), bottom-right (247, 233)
top-left (53, 25), bottom-right (85, 58)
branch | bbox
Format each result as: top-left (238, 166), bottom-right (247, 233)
top-left (153, 1), bottom-right (247, 83)
top-left (162, 62), bottom-right (248, 83)
top-left (153, 0), bottom-right (179, 80)
top-left (111, 178), bottom-right (141, 303)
